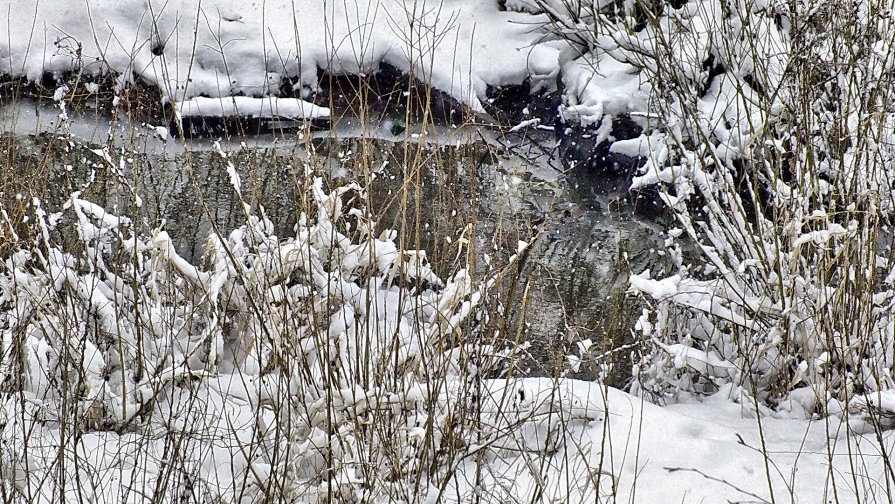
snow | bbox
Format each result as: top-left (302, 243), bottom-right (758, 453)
top-left (176, 96), bottom-right (329, 120)
top-left (6, 1), bottom-right (895, 502)
top-left (629, 269), bottom-right (681, 299)
top-left (2, 0), bottom-right (557, 111)
top-left (3, 376), bottom-right (892, 502)
top-left (5, 183), bottom-right (895, 500)
top-left (656, 342), bottom-right (736, 379)
top-left (561, 54), bottom-right (647, 128)
top-left (609, 131), bottom-right (664, 158)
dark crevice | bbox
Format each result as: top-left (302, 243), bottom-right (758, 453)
top-left (700, 54), bottom-right (726, 97)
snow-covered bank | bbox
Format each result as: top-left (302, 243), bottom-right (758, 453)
top-left (4, 376), bottom-right (892, 502)
top-left (5, 0), bottom-right (895, 501)
top-left (2, 0), bottom-right (560, 111)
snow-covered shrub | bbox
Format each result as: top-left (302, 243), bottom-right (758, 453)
top-left (535, 0), bottom-right (895, 416)
top-left (0, 154), bottom-right (601, 501)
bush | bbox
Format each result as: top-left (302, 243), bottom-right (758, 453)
top-left (0, 152), bottom-right (536, 501)
top-left (533, 0), bottom-right (895, 418)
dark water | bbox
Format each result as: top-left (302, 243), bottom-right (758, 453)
top-left (1, 99), bottom-right (669, 383)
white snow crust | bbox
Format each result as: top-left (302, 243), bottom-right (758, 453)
top-left (2, 0), bottom-right (559, 112)
top-left (4, 378), bottom-right (891, 502)
top-left (176, 96), bottom-right (329, 120)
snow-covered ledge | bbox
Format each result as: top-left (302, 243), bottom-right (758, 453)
top-left (175, 96), bottom-right (330, 122)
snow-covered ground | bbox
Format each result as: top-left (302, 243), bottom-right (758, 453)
top-left (4, 376), bottom-right (893, 502)
top-left (4, 0), bottom-right (895, 502)
top-left (3, 0), bottom-right (561, 112)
